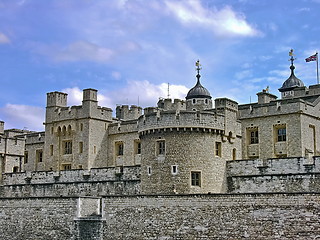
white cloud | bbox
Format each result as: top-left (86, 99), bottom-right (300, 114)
top-left (105, 80), bottom-right (189, 108)
top-left (53, 41), bottom-right (114, 62)
top-left (111, 71), bottom-right (122, 80)
top-left (62, 81), bottom-right (189, 112)
top-left (0, 32), bottom-right (10, 44)
top-left (0, 104), bottom-right (44, 131)
top-left (165, 0), bottom-right (259, 37)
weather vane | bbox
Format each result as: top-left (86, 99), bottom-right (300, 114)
top-left (195, 60), bottom-right (202, 81)
top-left (289, 49), bottom-right (296, 66)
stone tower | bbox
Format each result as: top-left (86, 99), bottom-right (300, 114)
top-left (139, 61), bottom-right (240, 195)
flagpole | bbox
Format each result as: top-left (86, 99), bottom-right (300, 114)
top-left (317, 52), bottom-right (319, 84)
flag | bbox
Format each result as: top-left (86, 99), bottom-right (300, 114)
top-left (305, 53), bottom-right (317, 62)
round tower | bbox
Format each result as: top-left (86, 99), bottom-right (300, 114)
top-left (138, 111), bottom-right (227, 195)
top-left (186, 60), bottom-right (212, 111)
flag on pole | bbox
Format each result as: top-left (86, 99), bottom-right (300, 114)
top-left (305, 53), bottom-right (317, 62)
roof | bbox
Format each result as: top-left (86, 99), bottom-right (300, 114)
top-left (279, 65), bottom-right (304, 92)
top-left (186, 77), bottom-right (212, 100)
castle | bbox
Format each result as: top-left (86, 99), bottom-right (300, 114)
top-left (1, 56), bottom-right (320, 239)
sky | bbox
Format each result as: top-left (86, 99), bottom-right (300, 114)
top-left (0, 0), bottom-right (319, 131)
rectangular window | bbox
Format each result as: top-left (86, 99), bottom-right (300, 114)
top-left (277, 127), bottom-right (286, 142)
top-left (50, 145), bottom-right (54, 156)
top-left (191, 171), bottom-right (201, 187)
top-left (64, 141), bottom-right (72, 155)
top-left (36, 150), bottom-right (43, 163)
top-left (24, 151), bottom-right (28, 164)
top-left (158, 140), bottom-right (165, 155)
top-left (80, 123), bottom-right (83, 131)
top-left (79, 142), bottom-right (83, 154)
top-left (62, 164), bottom-right (72, 170)
top-left (215, 142), bottom-right (221, 157)
top-left (250, 130), bottom-right (259, 144)
top-left (135, 140), bottom-right (141, 154)
top-left (116, 142), bottom-right (124, 156)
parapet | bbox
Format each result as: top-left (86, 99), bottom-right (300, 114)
top-left (257, 90), bottom-right (277, 104)
top-left (157, 98), bottom-right (186, 111)
top-left (215, 98), bottom-right (238, 111)
top-left (116, 105), bottom-right (142, 120)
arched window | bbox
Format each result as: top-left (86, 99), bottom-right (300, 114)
top-left (12, 166), bottom-right (19, 173)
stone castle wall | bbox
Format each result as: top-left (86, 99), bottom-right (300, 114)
top-left (227, 156), bottom-right (320, 193)
top-left (0, 166), bottom-right (141, 197)
top-left (1, 193), bottom-right (320, 239)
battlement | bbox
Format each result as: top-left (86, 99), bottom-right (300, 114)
top-left (215, 98), bottom-right (238, 112)
top-left (157, 98), bottom-right (186, 111)
top-left (116, 105), bottom-right (142, 121)
top-left (227, 156), bottom-right (320, 193)
top-left (238, 98), bottom-right (313, 119)
top-left (138, 110), bottom-right (225, 134)
top-left (46, 91), bottom-right (68, 108)
top-left (0, 166), bottom-right (141, 197)
top-left (46, 89), bottom-right (113, 123)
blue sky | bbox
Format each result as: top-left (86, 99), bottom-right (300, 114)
top-left (0, 0), bottom-right (319, 131)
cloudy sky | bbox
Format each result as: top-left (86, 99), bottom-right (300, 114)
top-left (0, 0), bottom-right (319, 131)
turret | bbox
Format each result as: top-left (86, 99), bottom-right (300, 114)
top-left (257, 89), bottom-right (277, 104)
top-left (186, 60), bottom-right (212, 111)
top-left (279, 49), bottom-right (304, 99)
top-left (116, 105), bottom-right (142, 120)
top-left (46, 91), bottom-right (68, 108)
top-left (82, 88), bottom-right (98, 114)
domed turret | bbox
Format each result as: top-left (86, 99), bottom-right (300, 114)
top-left (186, 60), bottom-right (212, 111)
top-left (279, 49), bottom-right (304, 98)
top-left (186, 78), bottom-right (211, 100)
top-left (279, 65), bottom-right (304, 92)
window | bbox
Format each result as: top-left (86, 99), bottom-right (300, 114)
top-left (64, 141), bottom-right (72, 154)
top-left (36, 150), bottom-right (43, 163)
top-left (93, 146), bottom-right (96, 154)
top-left (215, 142), bottom-right (221, 157)
top-left (192, 99), bottom-right (196, 104)
top-left (277, 127), bottom-right (286, 142)
top-left (147, 166), bottom-right (152, 176)
top-left (171, 165), bottom-right (178, 175)
top-left (250, 130), bottom-right (259, 144)
top-left (24, 151), bottom-right (28, 164)
top-left (157, 140), bottom-right (165, 155)
top-left (50, 145), bottom-right (54, 156)
top-left (51, 127), bottom-right (54, 134)
top-left (191, 171), bottom-right (201, 187)
top-left (79, 142), bottom-right (83, 154)
top-left (135, 141), bottom-right (141, 154)
top-left (12, 166), bottom-right (19, 173)
top-left (116, 142), bottom-right (124, 156)
top-left (80, 123), bottom-right (83, 131)
top-left (62, 164), bottom-right (71, 170)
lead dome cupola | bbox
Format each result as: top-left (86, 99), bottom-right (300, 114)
top-left (186, 60), bottom-right (212, 100)
top-left (279, 49), bottom-right (304, 93)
